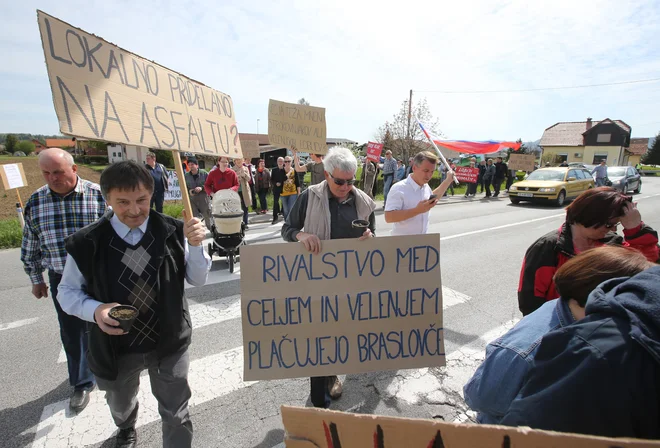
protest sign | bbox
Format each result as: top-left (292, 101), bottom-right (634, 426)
top-left (454, 166), bottom-right (479, 184)
top-left (240, 234), bottom-right (444, 381)
top-left (37, 11), bottom-right (241, 157)
top-left (508, 154), bottom-right (535, 172)
top-left (164, 171), bottom-right (182, 201)
top-left (241, 140), bottom-right (261, 159)
top-left (281, 406), bottom-right (660, 448)
top-left (268, 99), bottom-right (327, 154)
top-left (0, 163), bottom-right (28, 190)
top-left (366, 142), bottom-right (383, 163)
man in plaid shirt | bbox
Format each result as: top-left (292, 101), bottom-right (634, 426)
top-left (20, 148), bottom-right (106, 413)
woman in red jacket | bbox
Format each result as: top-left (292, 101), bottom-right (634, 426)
top-left (204, 157), bottom-right (238, 196)
top-left (518, 187), bottom-right (659, 316)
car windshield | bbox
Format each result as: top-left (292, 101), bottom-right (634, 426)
top-left (608, 167), bottom-right (627, 177)
top-left (526, 170), bottom-right (566, 181)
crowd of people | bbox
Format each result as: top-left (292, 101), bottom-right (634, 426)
top-left (18, 146), bottom-right (660, 447)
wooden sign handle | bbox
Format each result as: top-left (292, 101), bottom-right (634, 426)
top-left (173, 151), bottom-right (193, 221)
top-left (16, 190), bottom-right (23, 209)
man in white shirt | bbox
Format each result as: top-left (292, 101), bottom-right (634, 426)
top-left (385, 151), bottom-right (455, 235)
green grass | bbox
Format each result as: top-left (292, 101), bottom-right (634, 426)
top-left (79, 164), bottom-right (109, 173)
top-left (0, 219), bottom-right (22, 249)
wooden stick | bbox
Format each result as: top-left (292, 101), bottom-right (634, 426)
top-left (16, 189), bottom-right (23, 209)
top-left (173, 151), bottom-right (193, 220)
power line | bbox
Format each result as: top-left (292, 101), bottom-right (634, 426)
top-left (415, 77), bottom-right (660, 94)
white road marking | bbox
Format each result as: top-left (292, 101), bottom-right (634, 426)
top-left (30, 347), bottom-right (253, 448)
top-left (440, 214), bottom-right (565, 241)
top-left (188, 295), bottom-right (241, 329)
top-left (0, 317), bottom-right (39, 331)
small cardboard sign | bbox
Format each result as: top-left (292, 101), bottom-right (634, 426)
top-left (0, 163), bottom-right (28, 190)
top-left (455, 166), bottom-right (479, 184)
top-left (164, 171), bottom-right (181, 201)
top-left (508, 154), bottom-right (535, 172)
top-left (240, 234), bottom-right (444, 381)
top-left (281, 406), bottom-right (660, 448)
top-left (268, 99), bottom-right (327, 154)
top-left (241, 140), bottom-right (261, 159)
top-left (366, 142), bottom-right (383, 163)
top-left (37, 11), bottom-right (241, 157)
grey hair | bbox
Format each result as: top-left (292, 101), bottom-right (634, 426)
top-left (39, 148), bottom-right (75, 166)
top-left (323, 146), bottom-right (357, 174)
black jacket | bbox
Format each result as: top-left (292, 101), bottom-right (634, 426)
top-left (494, 161), bottom-right (508, 179)
top-left (65, 210), bottom-right (191, 381)
top-left (502, 266), bottom-right (660, 439)
top-left (270, 167), bottom-right (287, 193)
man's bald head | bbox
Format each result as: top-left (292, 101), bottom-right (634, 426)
top-left (39, 148), bottom-right (78, 194)
top-left (39, 148), bottom-right (75, 167)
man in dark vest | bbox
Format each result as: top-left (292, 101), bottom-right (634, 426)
top-left (57, 161), bottom-right (210, 448)
top-left (270, 156), bottom-right (286, 224)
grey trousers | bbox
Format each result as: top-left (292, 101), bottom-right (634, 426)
top-left (95, 348), bottom-right (193, 448)
top-left (191, 194), bottom-right (212, 230)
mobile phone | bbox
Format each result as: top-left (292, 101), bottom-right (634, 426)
top-left (429, 194), bottom-right (437, 201)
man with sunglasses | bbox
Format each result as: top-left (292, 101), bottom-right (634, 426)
top-left (281, 146), bottom-right (377, 408)
top-left (385, 151), bottom-right (456, 236)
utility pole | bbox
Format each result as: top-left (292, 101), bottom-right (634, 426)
top-left (406, 89), bottom-right (413, 160)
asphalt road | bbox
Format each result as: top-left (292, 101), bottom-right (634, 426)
top-left (2, 177), bottom-right (660, 448)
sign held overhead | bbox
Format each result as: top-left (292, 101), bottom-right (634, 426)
top-left (0, 163), bottom-right (28, 190)
top-left (240, 140), bottom-right (261, 159)
top-left (268, 99), bottom-right (327, 155)
top-left (508, 154), bottom-right (536, 172)
top-left (240, 234), bottom-right (445, 381)
top-left (36, 10), bottom-right (242, 157)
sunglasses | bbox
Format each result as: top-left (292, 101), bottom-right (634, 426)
top-left (284, 161), bottom-right (292, 164)
top-left (329, 173), bottom-right (356, 186)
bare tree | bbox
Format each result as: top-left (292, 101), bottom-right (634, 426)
top-left (375, 97), bottom-right (442, 161)
top-left (297, 98), bottom-right (310, 106)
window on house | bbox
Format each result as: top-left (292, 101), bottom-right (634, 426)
top-left (597, 134), bottom-right (611, 143)
top-left (593, 154), bottom-right (608, 164)
top-left (557, 154), bottom-right (568, 162)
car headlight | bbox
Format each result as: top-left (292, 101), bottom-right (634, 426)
top-left (509, 186), bottom-right (517, 191)
top-left (538, 187), bottom-right (556, 193)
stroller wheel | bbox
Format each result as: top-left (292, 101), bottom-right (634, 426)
top-left (228, 253), bottom-right (235, 273)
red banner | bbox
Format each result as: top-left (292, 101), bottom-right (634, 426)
top-left (455, 166), bottom-right (479, 183)
top-left (366, 142), bottom-right (383, 163)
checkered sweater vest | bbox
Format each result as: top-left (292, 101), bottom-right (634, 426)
top-left (108, 227), bottom-right (164, 353)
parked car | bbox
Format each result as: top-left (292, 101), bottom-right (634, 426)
top-left (508, 167), bottom-right (595, 206)
top-left (606, 166), bottom-right (642, 194)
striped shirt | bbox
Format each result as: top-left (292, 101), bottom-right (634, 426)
top-left (382, 158), bottom-right (398, 175)
top-left (21, 177), bottom-right (106, 284)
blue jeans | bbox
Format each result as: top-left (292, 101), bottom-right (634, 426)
top-left (151, 190), bottom-right (165, 213)
top-left (49, 271), bottom-right (95, 390)
top-left (281, 194), bottom-right (298, 219)
top-left (596, 177), bottom-right (606, 187)
top-left (383, 174), bottom-right (394, 204)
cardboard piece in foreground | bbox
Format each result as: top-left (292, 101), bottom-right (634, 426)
top-left (268, 99), bottom-right (327, 154)
top-left (36, 10), bottom-right (241, 157)
top-left (508, 154), bottom-right (536, 172)
top-left (240, 234), bottom-right (444, 381)
top-left (281, 406), bottom-right (660, 448)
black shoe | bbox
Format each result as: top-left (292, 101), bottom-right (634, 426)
top-left (69, 385), bottom-right (94, 413)
top-left (116, 427), bottom-right (137, 448)
top-left (271, 217), bottom-right (278, 225)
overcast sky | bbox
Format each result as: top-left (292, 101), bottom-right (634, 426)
top-left (2, 0), bottom-right (660, 143)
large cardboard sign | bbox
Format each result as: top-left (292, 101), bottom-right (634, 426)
top-left (268, 99), bottom-right (327, 154)
top-left (366, 142), bottom-right (383, 163)
top-left (454, 166), bottom-right (479, 184)
top-left (37, 11), bottom-right (241, 157)
top-left (281, 407), bottom-right (660, 448)
top-left (508, 154), bottom-right (535, 172)
top-left (240, 234), bottom-right (444, 381)
top-left (241, 140), bottom-right (261, 159)
top-left (0, 163), bottom-right (28, 190)
top-left (164, 171), bottom-right (181, 201)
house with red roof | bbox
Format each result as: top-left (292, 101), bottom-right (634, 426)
top-left (539, 118), bottom-right (638, 166)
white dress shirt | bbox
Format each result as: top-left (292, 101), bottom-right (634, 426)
top-left (58, 214), bottom-right (211, 323)
top-left (385, 174), bottom-right (433, 236)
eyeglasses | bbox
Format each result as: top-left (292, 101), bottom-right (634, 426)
top-left (329, 173), bottom-right (356, 186)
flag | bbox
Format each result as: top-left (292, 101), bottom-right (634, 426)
top-left (416, 119), bottom-right (521, 155)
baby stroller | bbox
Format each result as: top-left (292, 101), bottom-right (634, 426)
top-left (207, 190), bottom-right (246, 273)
